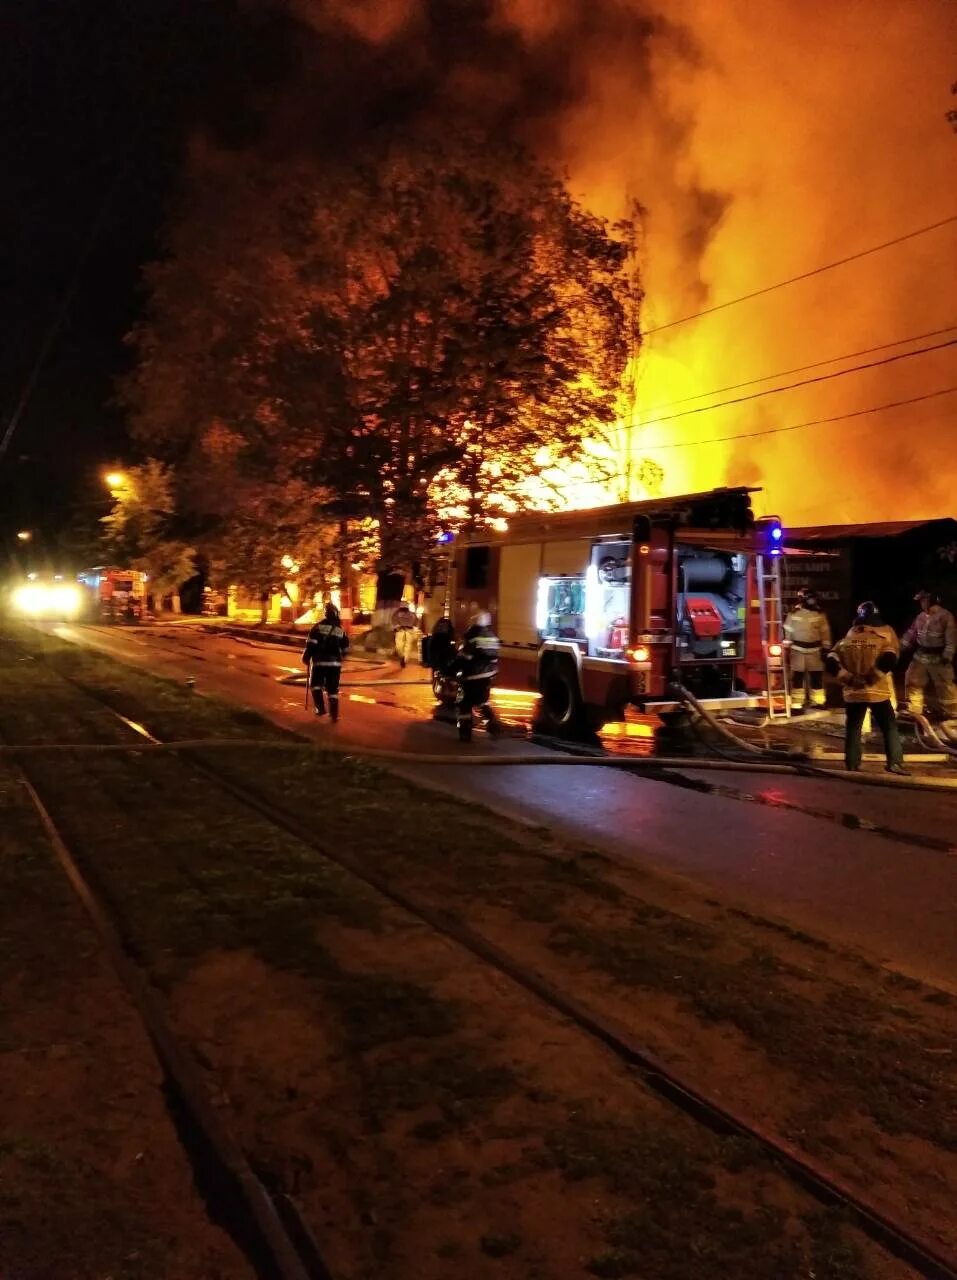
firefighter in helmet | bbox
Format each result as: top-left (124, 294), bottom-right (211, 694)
top-left (901, 589), bottom-right (957, 720)
top-left (784, 588), bottom-right (831, 709)
top-left (447, 609), bottom-right (501, 739)
top-left (826, 601), bottom-right (907, 774)
top-left (302, 602), bottom-right (349, 721)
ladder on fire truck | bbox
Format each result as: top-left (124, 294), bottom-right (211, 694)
top-left (755, 554), bottom-right (792, 719)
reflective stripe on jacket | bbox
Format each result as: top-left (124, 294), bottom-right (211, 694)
top-left (454, 625), bottom-right (500, 680)
top-left (784, 606), bottom-right (832, 649)
top-left (902, 606), bottom-right (956, 663)
top-left (303, 622), bottom-right (349, 667)
top-left (828, 623), bottom-right (899, 703)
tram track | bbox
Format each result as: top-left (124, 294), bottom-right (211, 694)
top-left (4, 641), bottom-right (955, 1280)
top-left (0, 729), bottom-right (329, 1277)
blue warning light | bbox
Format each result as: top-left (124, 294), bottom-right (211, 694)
top-left (436, 531), bottom-right (454, 544)
top-left (770, 525), bottom-right (783, 541)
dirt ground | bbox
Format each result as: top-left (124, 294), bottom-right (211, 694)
top-left (1, 627), bottom-right (954, 1278)
top-left (0, 761), bottom-right (249, 1279)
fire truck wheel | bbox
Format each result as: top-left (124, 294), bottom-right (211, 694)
top-left (540, 659), bottom-right (588, 737)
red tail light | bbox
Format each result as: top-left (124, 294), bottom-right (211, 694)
top-left (628, 646), bottom-right (650, 663)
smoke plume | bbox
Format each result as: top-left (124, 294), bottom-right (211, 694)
top-left (221, 0), bottom-right (957, 524)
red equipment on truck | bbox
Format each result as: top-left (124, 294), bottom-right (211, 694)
top-left (447, 487), bottom-right (788, 735)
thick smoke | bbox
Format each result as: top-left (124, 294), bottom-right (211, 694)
top-left (222, 0), bottom-right (956, 524)
top-left (548, 0), bottom-right (957, 524)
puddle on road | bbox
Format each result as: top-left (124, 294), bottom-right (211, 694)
top-left (488, 689), bottom-right (956, 854)
top-left (490, 688), bottom-right (658, 758)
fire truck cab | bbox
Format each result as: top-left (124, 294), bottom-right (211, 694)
top-left (448, 487), bottom-right (784, 735)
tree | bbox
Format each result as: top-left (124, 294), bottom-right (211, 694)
top-left (123, 130), bottom-right (639, 587)
top-left (101, 459), bottom-right (196, 604)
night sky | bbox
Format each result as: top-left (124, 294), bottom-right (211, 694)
top-left (0, 0), bottom-right (578, 568)
top-left (0, 1), bottom-right (274, 565)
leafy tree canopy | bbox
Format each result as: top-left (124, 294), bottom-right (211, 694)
top-left (123, 129), bottom-right (640, 574)
top-left (100, 459), bottom-right (196, 598)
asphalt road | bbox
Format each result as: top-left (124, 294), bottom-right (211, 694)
top-left (45, 621), bottom-right (957, 991)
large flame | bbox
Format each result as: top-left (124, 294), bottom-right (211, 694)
top-left (236, 0), bottom-right (957, 526)
top-left (544, 0), bottom-right (957, 523)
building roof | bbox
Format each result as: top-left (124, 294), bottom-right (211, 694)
top-left (787, 518), bottom-right (957, 542)
top-left (463, 487), bottom-right (761, 545)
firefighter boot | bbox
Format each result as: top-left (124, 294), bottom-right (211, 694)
top-left (480, 704), bottom-right (504, 737)
top-left (329, 695), bottom-right (339, 723)
top-left (312, 689), bottom-right (326, 716)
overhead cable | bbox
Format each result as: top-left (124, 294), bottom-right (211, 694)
top-left (641, 385), bottom-right (957, 450)
top-left (631, 335), bottom-right (957, 430)
top-left (647, 322), bottom-right (957, 409)
top-left (643, 213), bottom-right (957, 336)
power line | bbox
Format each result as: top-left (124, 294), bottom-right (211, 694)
top-left (640, 385), bottom-right (957, 450)
top-left (647, 323), bottom-right (957, 409)
top-left (643, 213), bottom-right (957, 336)
top-left (629, 336), bottom-right (957, 430)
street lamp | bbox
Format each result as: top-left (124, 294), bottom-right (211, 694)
top-left (16, 530), bottom-right (32, 542)
top-left (104, 471), bottom-right (126, 490)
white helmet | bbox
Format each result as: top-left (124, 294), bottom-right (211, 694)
top-left (474, 610), bottom-right (492, 627)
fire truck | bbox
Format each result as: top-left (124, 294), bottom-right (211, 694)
top-left (76, 567), bottom-right (148, 622)
top-left (447, 487), bottom-right (787, 734)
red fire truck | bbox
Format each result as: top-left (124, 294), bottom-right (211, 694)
top-left (76, 567), bottom-right (148, 622)
top-left (447, 487), bottom-right (786, 734)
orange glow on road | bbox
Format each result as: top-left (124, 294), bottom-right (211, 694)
top-left (600, 720), bottom-right (655, 740)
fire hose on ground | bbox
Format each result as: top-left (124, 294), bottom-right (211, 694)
top-left (898, 708), bottom-right (957, 758)
top-left (3, 733), bottom-right (955, 793)
top-left (670, 682), bottom-right (957, 788)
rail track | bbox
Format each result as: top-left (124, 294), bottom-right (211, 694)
top-left (3, 640), bottom-right (956, 1280)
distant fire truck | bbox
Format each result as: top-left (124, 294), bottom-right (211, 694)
top-left (76, 567), bottom-right (148, 622)
top-left (447, 487), bottom-right (787, 734)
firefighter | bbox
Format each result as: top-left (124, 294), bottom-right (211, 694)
top-left (784, 588), bottom-right (831, 709)
top-left (391, 601), bottom-right (419, 669)
top-left (302, 602), bottom-right (349, 721)
top-left (448, 609), bottom-right (501, 739)
top-left (427, 615), bottom-right (456, 672)
top-left (901, 590), bottom-right (957, 720)
top-left (826, 601), bottom-right (908, 774)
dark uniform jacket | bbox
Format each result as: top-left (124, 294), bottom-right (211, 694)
top-left (452, 624), bottom-right (500, 681)
top-left (303, 620), bottom-right (349, 667)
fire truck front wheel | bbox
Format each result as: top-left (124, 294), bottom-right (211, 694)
top-left (539, 659), bottom-right (590, 738)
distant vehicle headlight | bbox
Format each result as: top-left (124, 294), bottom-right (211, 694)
top-left (11, 582), bottom-right (82, 617)
top-left (13, 583), bottom-right (48, 615)
top-left (50, 584), bottom-right (81, 616)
